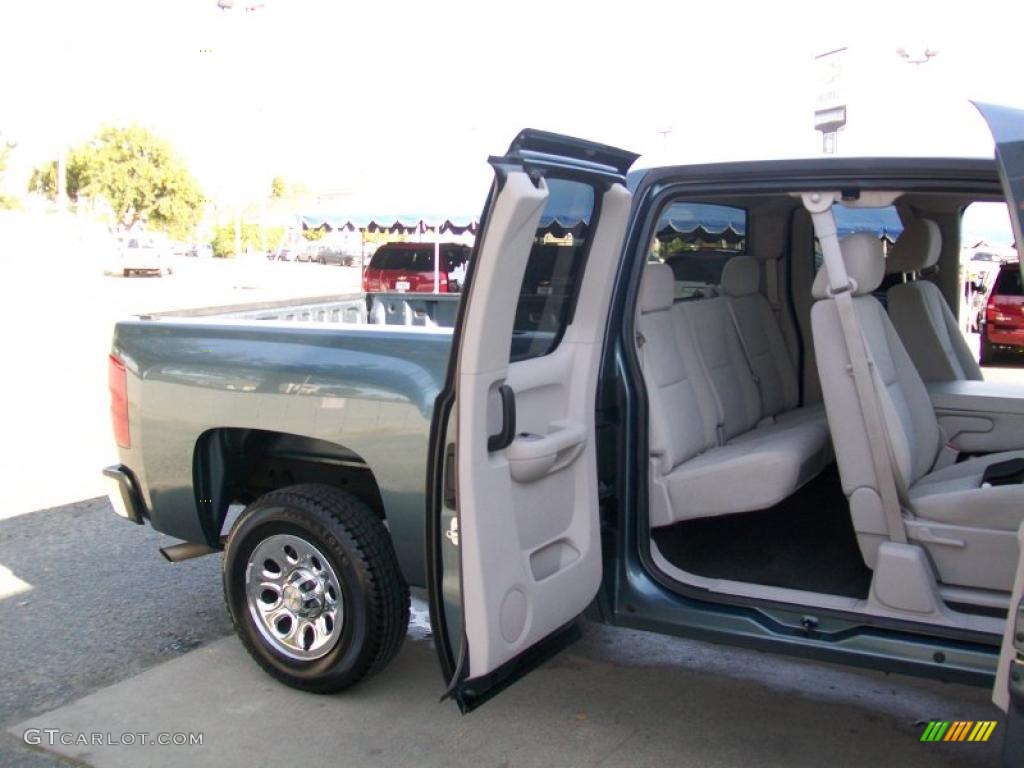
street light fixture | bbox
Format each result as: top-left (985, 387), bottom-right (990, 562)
top-left (896, 47), bottom-right (938, 66)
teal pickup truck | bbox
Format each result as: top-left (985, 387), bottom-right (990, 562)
top-left (106, 110), bottom-right (1024, 760)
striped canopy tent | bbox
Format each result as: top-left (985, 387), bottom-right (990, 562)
top-left (656, 220), bottom-right (747, 246)
top-left (300, 214), bottom-right (478, 235)
top-left (537, 216), bottom-right (589, 239)
top-left (655, 203), bottom-right (747, 246)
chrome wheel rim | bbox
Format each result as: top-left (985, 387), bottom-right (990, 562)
top-left (245, 534), bottom-right (344, 661)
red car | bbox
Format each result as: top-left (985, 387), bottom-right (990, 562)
top-left (980, 261), bottom-right (1024, 364)
top-left (362, 242), bottom-right (470, 294)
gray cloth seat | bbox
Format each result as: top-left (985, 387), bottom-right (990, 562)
top-left (639, 262), bottom-right (831, 527)
top-left (811, 233), bottom-right (1023, 592)
top-left (718, 254), bottom-right (831, 436)
top-left (886, 218), bottom-right (982, 382)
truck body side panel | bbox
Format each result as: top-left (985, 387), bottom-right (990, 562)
top-left (112, 319), bottom-right (452, 586)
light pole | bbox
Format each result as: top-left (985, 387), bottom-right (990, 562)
top-left (813, 48), bottom-right (848, 155)
top-left (216, 0), bottom-right (268, 258)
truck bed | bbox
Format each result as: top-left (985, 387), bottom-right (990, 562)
top-left (111, 293), bottom-right (456, 586)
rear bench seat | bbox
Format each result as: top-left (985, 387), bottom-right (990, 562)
top-left (639, 260), bottom-right (831, 527)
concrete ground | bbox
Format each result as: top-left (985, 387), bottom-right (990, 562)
top-left (7, 592), bottom-right (1005, 768)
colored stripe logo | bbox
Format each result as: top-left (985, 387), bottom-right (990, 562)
top-left (920, 720), bottom-right (997, 742)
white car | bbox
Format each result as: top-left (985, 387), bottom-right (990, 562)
top-left (120, 237), bottom-right (170, 277)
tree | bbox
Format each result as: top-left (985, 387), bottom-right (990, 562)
top-left (27, 152), bottom-right (88, 203)
top-left (0, 134), bottom-right (20, 209)
top-left (270, 176), bottom-right (287, 198)
top-left (210, 222), bottom-right (284, 258)
top-left (301, 227), bottom-right (325, 242)
top-left (28, 125), bottom-right (204, 239)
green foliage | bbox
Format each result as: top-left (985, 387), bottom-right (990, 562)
top-left (0, 135), bottom-right (20, 209)
top-left (301, 227), bottom-right (325, 242)
top-left (28, 125), bottom-right (204, 239)
top-left (271, 176), bottom-right (287, 198)
top-left (210, 222), bottom-right (285, 258)
top-left (27, 153), bottom-right (89, 203)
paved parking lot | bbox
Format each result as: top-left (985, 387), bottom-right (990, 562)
top-left (0, 229), bottom-right (1019, 766)
top-left (4, 569), bottom-right (1005, 768)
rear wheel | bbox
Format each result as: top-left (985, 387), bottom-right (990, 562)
top-left (980, 334), bottom-right (998, 366)
top-left (223, 484), bottom-right (409, 693)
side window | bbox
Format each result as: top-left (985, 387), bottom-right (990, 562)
top-left (509, 178), bottom-right (595, 362)
top-left (649, 202), bottom-right (746, 300)
top-left (961, 202), bottom-right (1016, 296)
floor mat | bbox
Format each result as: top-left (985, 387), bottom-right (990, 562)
top-left (651, 465), bottom-right (873, 598)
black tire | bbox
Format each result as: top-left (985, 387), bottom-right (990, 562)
top-left (980, 334), bottom-right (997, 366)
top-left (223, 484), bottom-right (409, 693)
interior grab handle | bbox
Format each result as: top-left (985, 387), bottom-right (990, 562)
top-left (487, 384), bottom-right (516, 452)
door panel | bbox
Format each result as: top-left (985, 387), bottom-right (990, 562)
top-left (974, 101), bottom-right (1024, 262)
top-left (427, 130), bottom-right (636, 710)
top-left (976, 101), bottom-right (1024, 754)
top-left (993, 525), bottom-right (1024, 732)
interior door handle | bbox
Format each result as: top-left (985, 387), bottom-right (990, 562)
top-left (487, 384), bottom-right (516, 452)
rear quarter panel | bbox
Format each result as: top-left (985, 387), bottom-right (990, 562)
top-left (112, 319), bottom-right (452, 585)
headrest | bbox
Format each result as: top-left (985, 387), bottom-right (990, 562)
top-left (885, 218), bottom-right (941, 274)
top-left (640, 263), bottom-right (675, 313)
top-left (811, 233), bottom-right (886, 300)
top-left (720, 255), bottom-right (760, 297)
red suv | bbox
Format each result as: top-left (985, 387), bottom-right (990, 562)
top-left (980, 261), bottom-right (1024, 364)
top-left (362, 243), bottom-right (471, 294)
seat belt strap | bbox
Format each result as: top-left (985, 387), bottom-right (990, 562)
top-left (724, 297), bottom-right (765, 416)
top-left (805, 196), bottom-right (908, 545)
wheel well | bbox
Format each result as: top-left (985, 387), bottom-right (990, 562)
top-left (194, 428), bottom-right (386, 543)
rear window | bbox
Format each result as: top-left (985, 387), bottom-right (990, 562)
top-left (370, 247), bottom-right (437, 271)
top-left (994, 266), bottom-right (1023, 296)
top-left (370, 245), bottom-right (470, 273)
top-left (812, 204), bottom-right (903, 273)
top-left (649, 202), bottom-right (747, 300)
top-left (443, 247), bottom-right (470, 272)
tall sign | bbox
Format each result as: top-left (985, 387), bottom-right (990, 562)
top-left (814, 48), bottom-right (848, 154)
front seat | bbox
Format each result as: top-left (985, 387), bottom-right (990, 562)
top-left (886, 218), bottom-right (983, 382)
top-left (811, 233), bottom-right (1022, 592)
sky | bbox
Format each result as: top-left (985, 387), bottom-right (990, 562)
top-left (1, 0), bottom-right (1022, 219)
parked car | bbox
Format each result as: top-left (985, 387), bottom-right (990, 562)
top-left (315, 248), bottom-right (357, 267)
top-left (362, 242), bottom-right (471, 293)
top-left (980, 261), bottom-right (1024, 364)
top-left (119, 236), bottom-right (170, 277)
top-left (103, 111), bottom-right (1024, 757)
top-left (267, 247), bottom-right (292, 262)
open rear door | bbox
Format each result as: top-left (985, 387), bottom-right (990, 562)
top-left (975, 101), bottom-right (1024, 761)
top-left (426, 130), bottom-right (636, 711)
